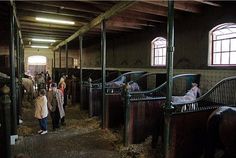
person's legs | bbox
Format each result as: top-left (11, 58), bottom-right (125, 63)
top-left (50, 112), bottom-right (56, 130)
top-left (55, 107), bottom-right (60, 129)
top-left (41, 117), bottom-right (47, 131)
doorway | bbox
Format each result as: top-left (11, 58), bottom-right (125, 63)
top-left (27, 55), bottom-right (47, 76)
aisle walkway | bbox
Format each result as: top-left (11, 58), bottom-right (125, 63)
top-left (12, 102), bottom-right (121, 158)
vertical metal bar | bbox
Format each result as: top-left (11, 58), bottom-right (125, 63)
top-left (164, 1), bottom-right (175, 158)
top-left (53, 50), bottom-right (56, 81)
top-left (79, 36), bottom-right (83, 108)
top-left (101, 20), bottom-right (107, 129)
top-left (65, 43), bottom-right (68, 76)
top-left (59, 47), bottom-right (62, 69)
top-left (124, 84), bottom-right (131, 146)
top-left (21, 46), bottom-right (24, 74)
top-left (16, 28), bottom-right (21, 125)
top-left (9, 8), bottom-right (17, 135)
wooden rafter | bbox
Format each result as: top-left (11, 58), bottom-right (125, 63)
top-left (141, 1), bottom-right (201, 13)
top-left (54, 1), bottom-right (136, 50)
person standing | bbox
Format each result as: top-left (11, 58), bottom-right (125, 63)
top-left (47, 83), bottom-right (65, 130)
top-left (34, 89), bottom-right (48, 134)
top-left (58, 74), bottom-right (67, 125)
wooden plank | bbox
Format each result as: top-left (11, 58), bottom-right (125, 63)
top-left (26, 1), bottom-right (103, 14)
top-left (54, 1), bottom-right (136, 50)
top-left (142, 1), bottom-right (201, 13)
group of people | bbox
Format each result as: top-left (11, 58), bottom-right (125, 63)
top-left (34, 74), bottom-right (67, 135)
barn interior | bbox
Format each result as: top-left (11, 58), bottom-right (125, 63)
top-left (0, 1), bottom-right (236, 158)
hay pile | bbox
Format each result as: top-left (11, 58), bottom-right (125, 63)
top-left (118, 136), bottom-right (163, 158)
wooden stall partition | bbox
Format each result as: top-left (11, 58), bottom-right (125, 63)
top-left (168, 109), bottom-right (214, 158)
top-left (91, 87), bottom-right (102, 117)
top-left (128, 99), bottom-right (165, 144)
top-left (105, 93), bottom-right (124, 128)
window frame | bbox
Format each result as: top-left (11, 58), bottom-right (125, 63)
top-left (151, 37), bottom-right (167, 67)
top-left (209, 23), bottom-right (236, 67)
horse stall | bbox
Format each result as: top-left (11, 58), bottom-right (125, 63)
top-left (69, 68), bottom-right (103, 105)
top-left (106, 72), bottom-right (167, 129)
top-left (122, 74), bottom-right (201, 145)
top-left (86, 71), bottom-right (145, 117)
top-left (81, 70), bottom-right (124, 115)
top-left (166, 76), bottom-right (236, 158)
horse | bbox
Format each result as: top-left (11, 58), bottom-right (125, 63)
top-left (22, 77), bottom-right (36, 101)
top-left (205, 106), bottom-right (236, 158)
top-left (172, 83), bottom-right (201, 111)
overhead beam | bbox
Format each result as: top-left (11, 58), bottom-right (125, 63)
top-left (193, 0), bottom-right (221, 7)
top-left (54, 1), bottom-right (136, 50)
top-left (141, 1), bottom-right (201, 13)
top-left (17, 11), bottom-right (87, 25)
top-left (16, 3), bottom-right (95, 20)
top-left (26, 1), bottom-right (103, 14)
top-left (118, 10), bottom-right (166, 23)
top-left (21, 25), bottom-right (75, 34)
top-left (19, 21), bottom-right (79, 30)
top-left (128, 2), bottom-right (168, 16)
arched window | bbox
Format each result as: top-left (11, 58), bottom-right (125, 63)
top-left (209, 23), bottom-right (236, 66)
top-left (151, 37), bottom-right (166, 66)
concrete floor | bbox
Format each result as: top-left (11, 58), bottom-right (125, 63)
top-left (12, 101), bottom-right (121, 158)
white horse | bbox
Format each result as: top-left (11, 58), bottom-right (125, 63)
top-left (22, 77), bottom-right (36, 101)
top-left (172, 83), bottom-right (201, 111)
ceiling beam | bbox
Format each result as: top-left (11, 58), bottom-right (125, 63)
top-left (17, 11), bottom-right (88, 25)
top-left (193, 0), bottom-right (221, 7)
top-left (26, 1), bottom-right (103, 14)
top-left (54, 1), bottom-right (136, 50)
top-left (21, 29), bottom-right (71, 37)
top-left (16, 2), bottom-right (95, 20)
top-left (19, 21), bottom-right (79, 30)
top-left (118, 10), bottom-right (166, 23)
top-left (21, 25), bottom-right (75, 34)
top-left (141, 1), bottom-right (201, 13)
top-left (128, 2), bottom-right (167, 16)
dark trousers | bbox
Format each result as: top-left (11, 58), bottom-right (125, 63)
top-left (50, 107), bottom-right (60, 130)
top-left (39, 117), bottom-right (47, 131)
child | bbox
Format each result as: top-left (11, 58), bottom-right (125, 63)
top-left (35, 89), bottom-right (48, 134)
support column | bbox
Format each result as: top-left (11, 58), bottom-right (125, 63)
top-left (9, 7), bottom-right (17, 136)
top-left (65, 43), bottom-right (68, 76)
top-left (101, 20), bottom-right (107, 129)
top-left (53, 50), bottom-right (56, 81)
top-left (16, 29), bottom-right (22, 125)
top-left (59, 47), bottom-right (62, 69)
top-left (79, 36), bottom-right (83, 108)
top-left (164, 1), bottom-right (175, 158)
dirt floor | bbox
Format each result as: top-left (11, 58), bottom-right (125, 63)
top-left (12, 99), bottom-right (161, 158)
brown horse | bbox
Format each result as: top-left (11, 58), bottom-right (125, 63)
top-left (205, 106), bottom-right (236, 158)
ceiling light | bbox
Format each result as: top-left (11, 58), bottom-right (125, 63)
top-left (32, 38), bottom-right (56, 43)
top-left (31, 45), bottom-right (49, 49)
top-left (36, 17), bottom-right (75, 25)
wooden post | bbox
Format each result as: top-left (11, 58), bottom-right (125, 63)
top-left (0, 85), bottom-right (12, 158)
